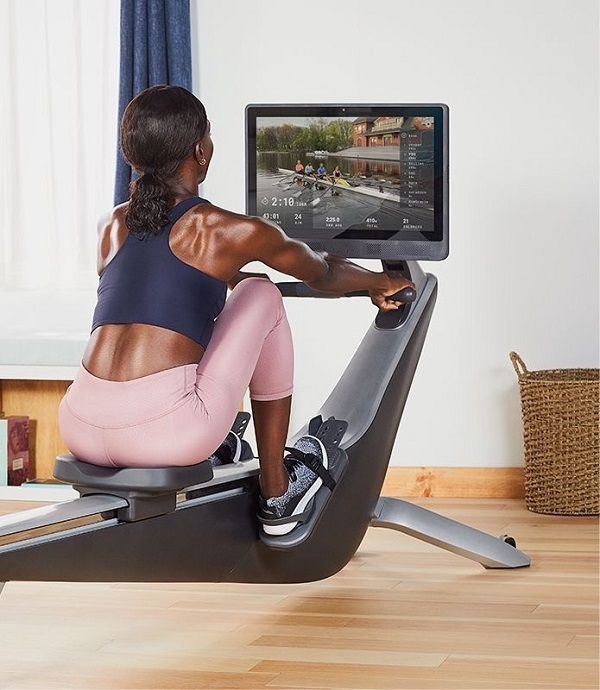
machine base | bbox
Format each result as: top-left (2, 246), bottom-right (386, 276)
top-left (371, 496), bottom-right (530, 569)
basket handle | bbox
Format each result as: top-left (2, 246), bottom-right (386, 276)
top-left (510, 351), bottom-right (529, 378)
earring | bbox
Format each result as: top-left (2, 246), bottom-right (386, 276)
top-left (199, 157), bottom-right (207, 166)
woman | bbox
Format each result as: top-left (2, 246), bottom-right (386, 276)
top-left (332, 165), bottom-right (343, 195)
top-left (58, 85), bottom-right (415, 537)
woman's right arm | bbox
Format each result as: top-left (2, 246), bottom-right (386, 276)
top-left (246, 217), bottom-right (415, 311)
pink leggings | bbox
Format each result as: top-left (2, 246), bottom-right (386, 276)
top-left (58, 278), bottom-right (294, 468)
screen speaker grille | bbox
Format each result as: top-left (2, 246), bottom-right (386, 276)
top-left (365, 243), bottom-right (381, 256)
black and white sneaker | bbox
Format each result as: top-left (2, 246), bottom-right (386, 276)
top-left (258, 435), bottom-right (335, 536)
top-left (208, 412), bottom-right (254, 467)
top-left (208, 431), bottom-right (242, 466)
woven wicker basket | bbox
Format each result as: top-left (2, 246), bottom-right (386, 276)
top-left (510, 352), bottom-right (599, 515)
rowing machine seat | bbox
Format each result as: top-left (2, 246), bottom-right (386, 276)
top-left (53, 454), bottom-right (214, 522)
top-left (53, 455), bottom-right (214, 492)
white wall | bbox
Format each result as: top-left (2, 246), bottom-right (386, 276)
top-left (192, 0), bottom-right (599, 467)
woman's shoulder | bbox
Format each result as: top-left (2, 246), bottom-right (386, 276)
top-left (188, 203), bottom-right (290, 260)
top-left (96, 204), bottom-right (129, 271)
top-left (97, 203), bottom-right (128, 237)
top-left (190, 202), bottom-right (263, 233)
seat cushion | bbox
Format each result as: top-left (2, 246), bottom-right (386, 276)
top-left (53, 454), bottom-right (213, 492)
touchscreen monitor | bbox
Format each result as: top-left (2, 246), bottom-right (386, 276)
top-left (245, 103), bottom-right (449, 261)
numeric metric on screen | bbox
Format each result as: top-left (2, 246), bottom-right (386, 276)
top-left (262, 212), bottom-right (281, 223)
top-left (263, 211), bottom-right (306, 227)
top-left (262, 196), bottom-right (299, 207)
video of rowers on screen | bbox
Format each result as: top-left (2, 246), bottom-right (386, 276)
top-left (256, 115), bottom-right (435, 239)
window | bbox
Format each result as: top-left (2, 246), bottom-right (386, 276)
top-left (0, 0), bottom-right (120, 291)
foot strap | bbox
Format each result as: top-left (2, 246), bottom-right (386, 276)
top-left (284, 447), bottom-right (336, 491)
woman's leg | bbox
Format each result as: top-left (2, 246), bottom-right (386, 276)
top-left (196, 278), bottom-right (294, 497)
top-left (202, 280), bottom-right (330, 536)
top-left (251, 396), bottom-right (291, 498)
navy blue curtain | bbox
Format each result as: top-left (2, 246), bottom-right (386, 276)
top-left (114, 0), bottom-right (192, 205)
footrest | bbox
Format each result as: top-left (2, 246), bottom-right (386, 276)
top-left (231, 411), bottom-right (251, 438)
top-left (53, 455), bottom-right (214, 493)
top-left (260, 416), bottom-right (349, 550)
top-left (211, 411), bottom-right (255, 468)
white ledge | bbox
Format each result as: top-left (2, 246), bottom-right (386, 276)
top-left (0, 288), bottom-right (94, 379)
top-left (0, 365), bottom-right (80, 380)
top-left (0, 484), bottom-right (78, 502)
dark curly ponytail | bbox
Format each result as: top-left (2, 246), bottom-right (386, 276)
top-left (120, 85), bottom-right (208, 238)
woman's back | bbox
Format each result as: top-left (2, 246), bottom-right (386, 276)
top-left (83, 198), bottom-right (245, 381)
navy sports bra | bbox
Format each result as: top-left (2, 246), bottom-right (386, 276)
top-left (91, 196), bottom-right (227, 348)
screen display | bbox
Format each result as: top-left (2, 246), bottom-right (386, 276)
top-left (245, 104), bottom-right (449, 261)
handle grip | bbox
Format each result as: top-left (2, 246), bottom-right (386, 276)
top-left (388, 287), bottom-right (417, 303)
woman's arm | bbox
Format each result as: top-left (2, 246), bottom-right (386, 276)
top-left (247, 217), bottom-right (415, 311)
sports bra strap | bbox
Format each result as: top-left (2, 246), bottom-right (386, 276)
top-left (167, 196), bottom-right (209, 224)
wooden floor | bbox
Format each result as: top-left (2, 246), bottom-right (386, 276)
top-left (0, 498), bottom-right (597, 690)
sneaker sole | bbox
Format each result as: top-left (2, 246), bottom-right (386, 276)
top-left (262, 434), bottom-right (328, 536)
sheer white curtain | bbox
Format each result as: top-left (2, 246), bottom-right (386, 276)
top-left (0, 0), bottom-right (120, 291)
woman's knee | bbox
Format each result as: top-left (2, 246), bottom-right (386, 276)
top-left (230, 277), bottom-right (285, 318)
top-left (234, 276), bottom-right (280, 298)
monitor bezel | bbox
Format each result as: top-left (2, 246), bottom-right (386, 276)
top-left (245, 103), bottom-right (449, 261)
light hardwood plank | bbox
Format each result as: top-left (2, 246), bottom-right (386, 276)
top-left (0, 498), bottom-right (597, 690)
